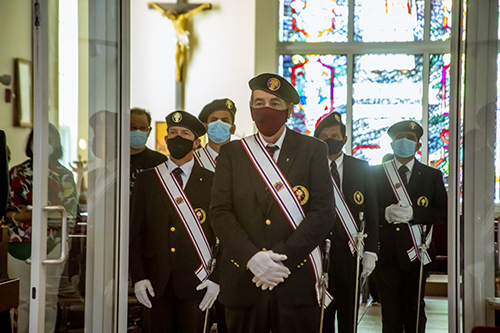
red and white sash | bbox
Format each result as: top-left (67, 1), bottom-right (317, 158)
top-left (155, 163), bottom-right (213, 282)
top-left (332, 179), bottom-right (363, 256)
top-left (382, 160), bottom-right (433, 265)
top-left (194, 146), bottom-right (216, 172)
top-left (241, 134), bottom-right (333, 308)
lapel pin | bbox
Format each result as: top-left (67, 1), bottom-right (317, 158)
top-left (286, 158), bottom-right (290, 162)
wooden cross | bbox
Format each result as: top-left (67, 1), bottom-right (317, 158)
top-left (149, 0), bottom-right (212, 110)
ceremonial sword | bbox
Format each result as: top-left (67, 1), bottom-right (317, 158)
top-left (416, 226), bottom-right (429, 333)
top-left (319, 238), bottom-right (331, 333)
top-left (353, 211), bottom-right (367, 333)
top-left (203, 237), bottom-right (220, 333)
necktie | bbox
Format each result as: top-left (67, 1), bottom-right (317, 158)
top-left (330, 161), bottom-right (341, 188)
top-left (172, 167), bottom-right (184, 188)
top-left (266, 145), bottom-right (279, 160)
top-left (398, 165), bottom-right (409, 187)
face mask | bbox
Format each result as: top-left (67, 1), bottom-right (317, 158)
top-left (251, 107), bottom-right (288, 137)
top-left (207, 120), bottom-right (232, 144)
top-left (392, 137), bottom-right (417, 158)
top-left (167, 135), bottom-right (194, 159)
top-left (324, 138), bottom-right (344, 155)
top-left (130, 130), bottom-right (149, 149)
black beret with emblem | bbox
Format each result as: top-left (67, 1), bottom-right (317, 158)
top-left (198, 98), bottom-right (237, 123)
top-left (387, 120), bottom-right (424, 139)
top-left (313, 112), bottom-right (343, 138)
top-left (166, 110), bottom-right (207, 137)
top-left (249, 73), bottom-right (300, 104)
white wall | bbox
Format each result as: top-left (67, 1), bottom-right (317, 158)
top-left (0, 0), bottom-right (33, 167)
top-left (131, 0), bottom-right (256, 148)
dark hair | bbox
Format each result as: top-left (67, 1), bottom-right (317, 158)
top-left (25, 123), bottom-right (63, 162)
top-left (131, 107), bottom-right (152, 126)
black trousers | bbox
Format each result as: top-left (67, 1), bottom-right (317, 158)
top-left (225, 290), bottom-right (320, 333)
top-left (374, 264), bottom-right (428, 333)
top-left (323, 242), bottom-right (359, 333)
top-left (141, 279), bottom-right (204, 333)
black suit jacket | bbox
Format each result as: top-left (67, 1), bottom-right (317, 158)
top-left (371, 159), bottom-right (447, 271)
top-left (210, 128), bottom-right (336, 307)
top-left (129, 161), bottom-right (216, 299)
top-left (329, 155), bottom-right (378, 254)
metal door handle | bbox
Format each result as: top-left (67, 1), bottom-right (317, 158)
top-left (26, 205), bottom-right (68, 265)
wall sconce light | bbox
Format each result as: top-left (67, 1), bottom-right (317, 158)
top-left (0, 75), bottom-right (11, 86)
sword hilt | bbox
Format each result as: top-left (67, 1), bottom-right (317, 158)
top-left (208, 237), bottom-right (220, 274)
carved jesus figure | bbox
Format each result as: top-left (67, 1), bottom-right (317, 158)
top-left (150, 2), bottom-right (212, 81)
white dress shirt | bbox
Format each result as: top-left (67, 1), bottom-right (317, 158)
top-left (258, 127), bottom-right (287, 162)
top-left (329, 152), bottom-right (345, 190)
top-left (394, 157), bottom-right (415, 183)
top-left (167, 157), bottom-right (194, 189)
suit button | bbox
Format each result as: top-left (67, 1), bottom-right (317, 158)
top-left (396, 227), bottom-right (400, 231)
top-left (266, 219), bottom-right (271, 225)
top-left (297, 265), bottom-right (301, 268)
top-left (171, 248), bottom-right (176, 252)
top-left (170, 227), bottom-right (175, 232)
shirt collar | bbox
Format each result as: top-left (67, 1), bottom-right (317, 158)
top-left (167, 157), bottom-right (195, 176)
top-left (394, 157), bottom-right (415, 173)
top-left (329, 152), bottom-right (344, 168)
top-left (258, 126), bottom-right (287, 149)
top-left (206, 144), bottom-right (218, 158)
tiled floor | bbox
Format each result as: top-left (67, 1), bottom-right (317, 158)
top-left (357, 297), bottom-right (448, 332)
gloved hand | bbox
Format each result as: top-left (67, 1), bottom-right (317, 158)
top-left (134, 279), bottom-right (155, 308)
top-left (361, 251), bottom-right (377, 278)
top-left (385, 203), bottom-right (413, 224)
top-left (196, 279), bottom-right (220, 311)
top-left (247, 251), bottom-right (290, 288)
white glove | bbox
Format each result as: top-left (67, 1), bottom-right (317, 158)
top-left (385, 203), bottom-right (413, 224)
top-left (196, 280), bottom-right (220, 311)
top-left (361, 251), bottom-right (377, 278)
top-left (134, 279), bottom-right (155, 308)
top-left (247, 251), bottom-right (290, 288)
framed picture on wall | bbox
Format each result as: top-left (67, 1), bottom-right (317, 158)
top-left (155, 121), bottom-right (168, 156)
top-left (14, 58), bottom-right (32, 127)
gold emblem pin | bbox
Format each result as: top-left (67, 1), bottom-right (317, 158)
top-left (410, 121), bottom-right (417, 129)
top-left (267, 78), bottom-right (281, 91)
top-left (195, 208), bottom-right (206, 224)
top-left (395, 183), bottom-right (402, 189)
top-left (353, 191), bottom-right (364, 205)
top-left (417, 196), bottom-right (429, 207)
top-left (335, 114), bottom-right (341, 122)
top-left (175, 196), bottom-right (184, 205)
top-left (293, 185), bottom-right (309, 206)
top-left (226, 99), bottom-right (233, 109)
top-left (172, 112), bottom-right (182, 123)
top-left (273, 181), bottom-right (284, 192)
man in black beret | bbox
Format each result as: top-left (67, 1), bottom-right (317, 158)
top-left (211, 73), bottom-right (335, 332)
top-left (314, 112), bottom-right (379, 332)
top-left (130, 110), bottom-right (220, 332)
top-left (195, 98), bottom-right (237, 172)
top-left (371, 120), bottom-right (447, 333)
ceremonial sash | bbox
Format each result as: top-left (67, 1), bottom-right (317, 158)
top-left (194, 146), bottom-right (216, 172)
top-left (155, 163), bottom-right (212, 282)
top-left (332, 178), bottom-right (362, 256)
top-left (241, 134), bottom-right (333, 308)
top-left (382, 160), bottom-right (433, 265)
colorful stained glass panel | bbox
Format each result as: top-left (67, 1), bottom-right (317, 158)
top-left (352, 54), bottom-right (423, 165)
top-left (279, 54), bottom-right (348, 135)
top-left (354, 0), bottom-right (425, 42)
top-left (430, 0), bottom-right (452, 41)
top-left (428, 54), bottom-right (450, 182)
top-left (279, 0), bottom-right (348, 42)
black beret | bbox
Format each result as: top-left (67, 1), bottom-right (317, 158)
top-left (249, 73), bottom-right (300, 104)
top-left (313, 112), bottom-right (343, 138)
top-left (198, 98), bottom-right (237, 123)
top-left (166, 110), bottom-right (206, 137)
top-left (387, 120), bottom-right (424, 139)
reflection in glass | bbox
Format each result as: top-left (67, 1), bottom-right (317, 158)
top-left (279, 54), bottom-right (348, 135)
top-left (430, 0), bottom-right (452, 41)
top-left (279, 0), bottom-right (348, 42)
top-left (352, 54), bottom-right (423, 164)
top-left (354, 0), bottom-right (425, 42)
top-left (428, 54), bottom-right (450, 183)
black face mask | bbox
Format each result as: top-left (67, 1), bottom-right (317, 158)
top-left (324, 138), bottom-right (344, 155)
top-left (167, 135), bottom-right (194, 159)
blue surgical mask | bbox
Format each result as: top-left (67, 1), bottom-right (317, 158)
top-left (207, 120), bottom-right (232, 144)
top-left (130, 130), bottom-right (149, 149)
top-left (392, 138), bottom-right (417, 158)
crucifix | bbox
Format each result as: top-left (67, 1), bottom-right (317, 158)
top-left (149, 0), bottom-right (212, 110)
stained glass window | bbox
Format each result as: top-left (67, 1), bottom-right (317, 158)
top-left (352, 54), bottom-right (423, 165)
top-left (279, 0), bottom-right (348, 42)
top-left (430, 0), bottom-right (452, 41)
top-left (354, 0), bottom-right (425, 42)
top-left (280, 54), bottom-right (348, 135)
top-left (428, 54), bottom-right (450, 182)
